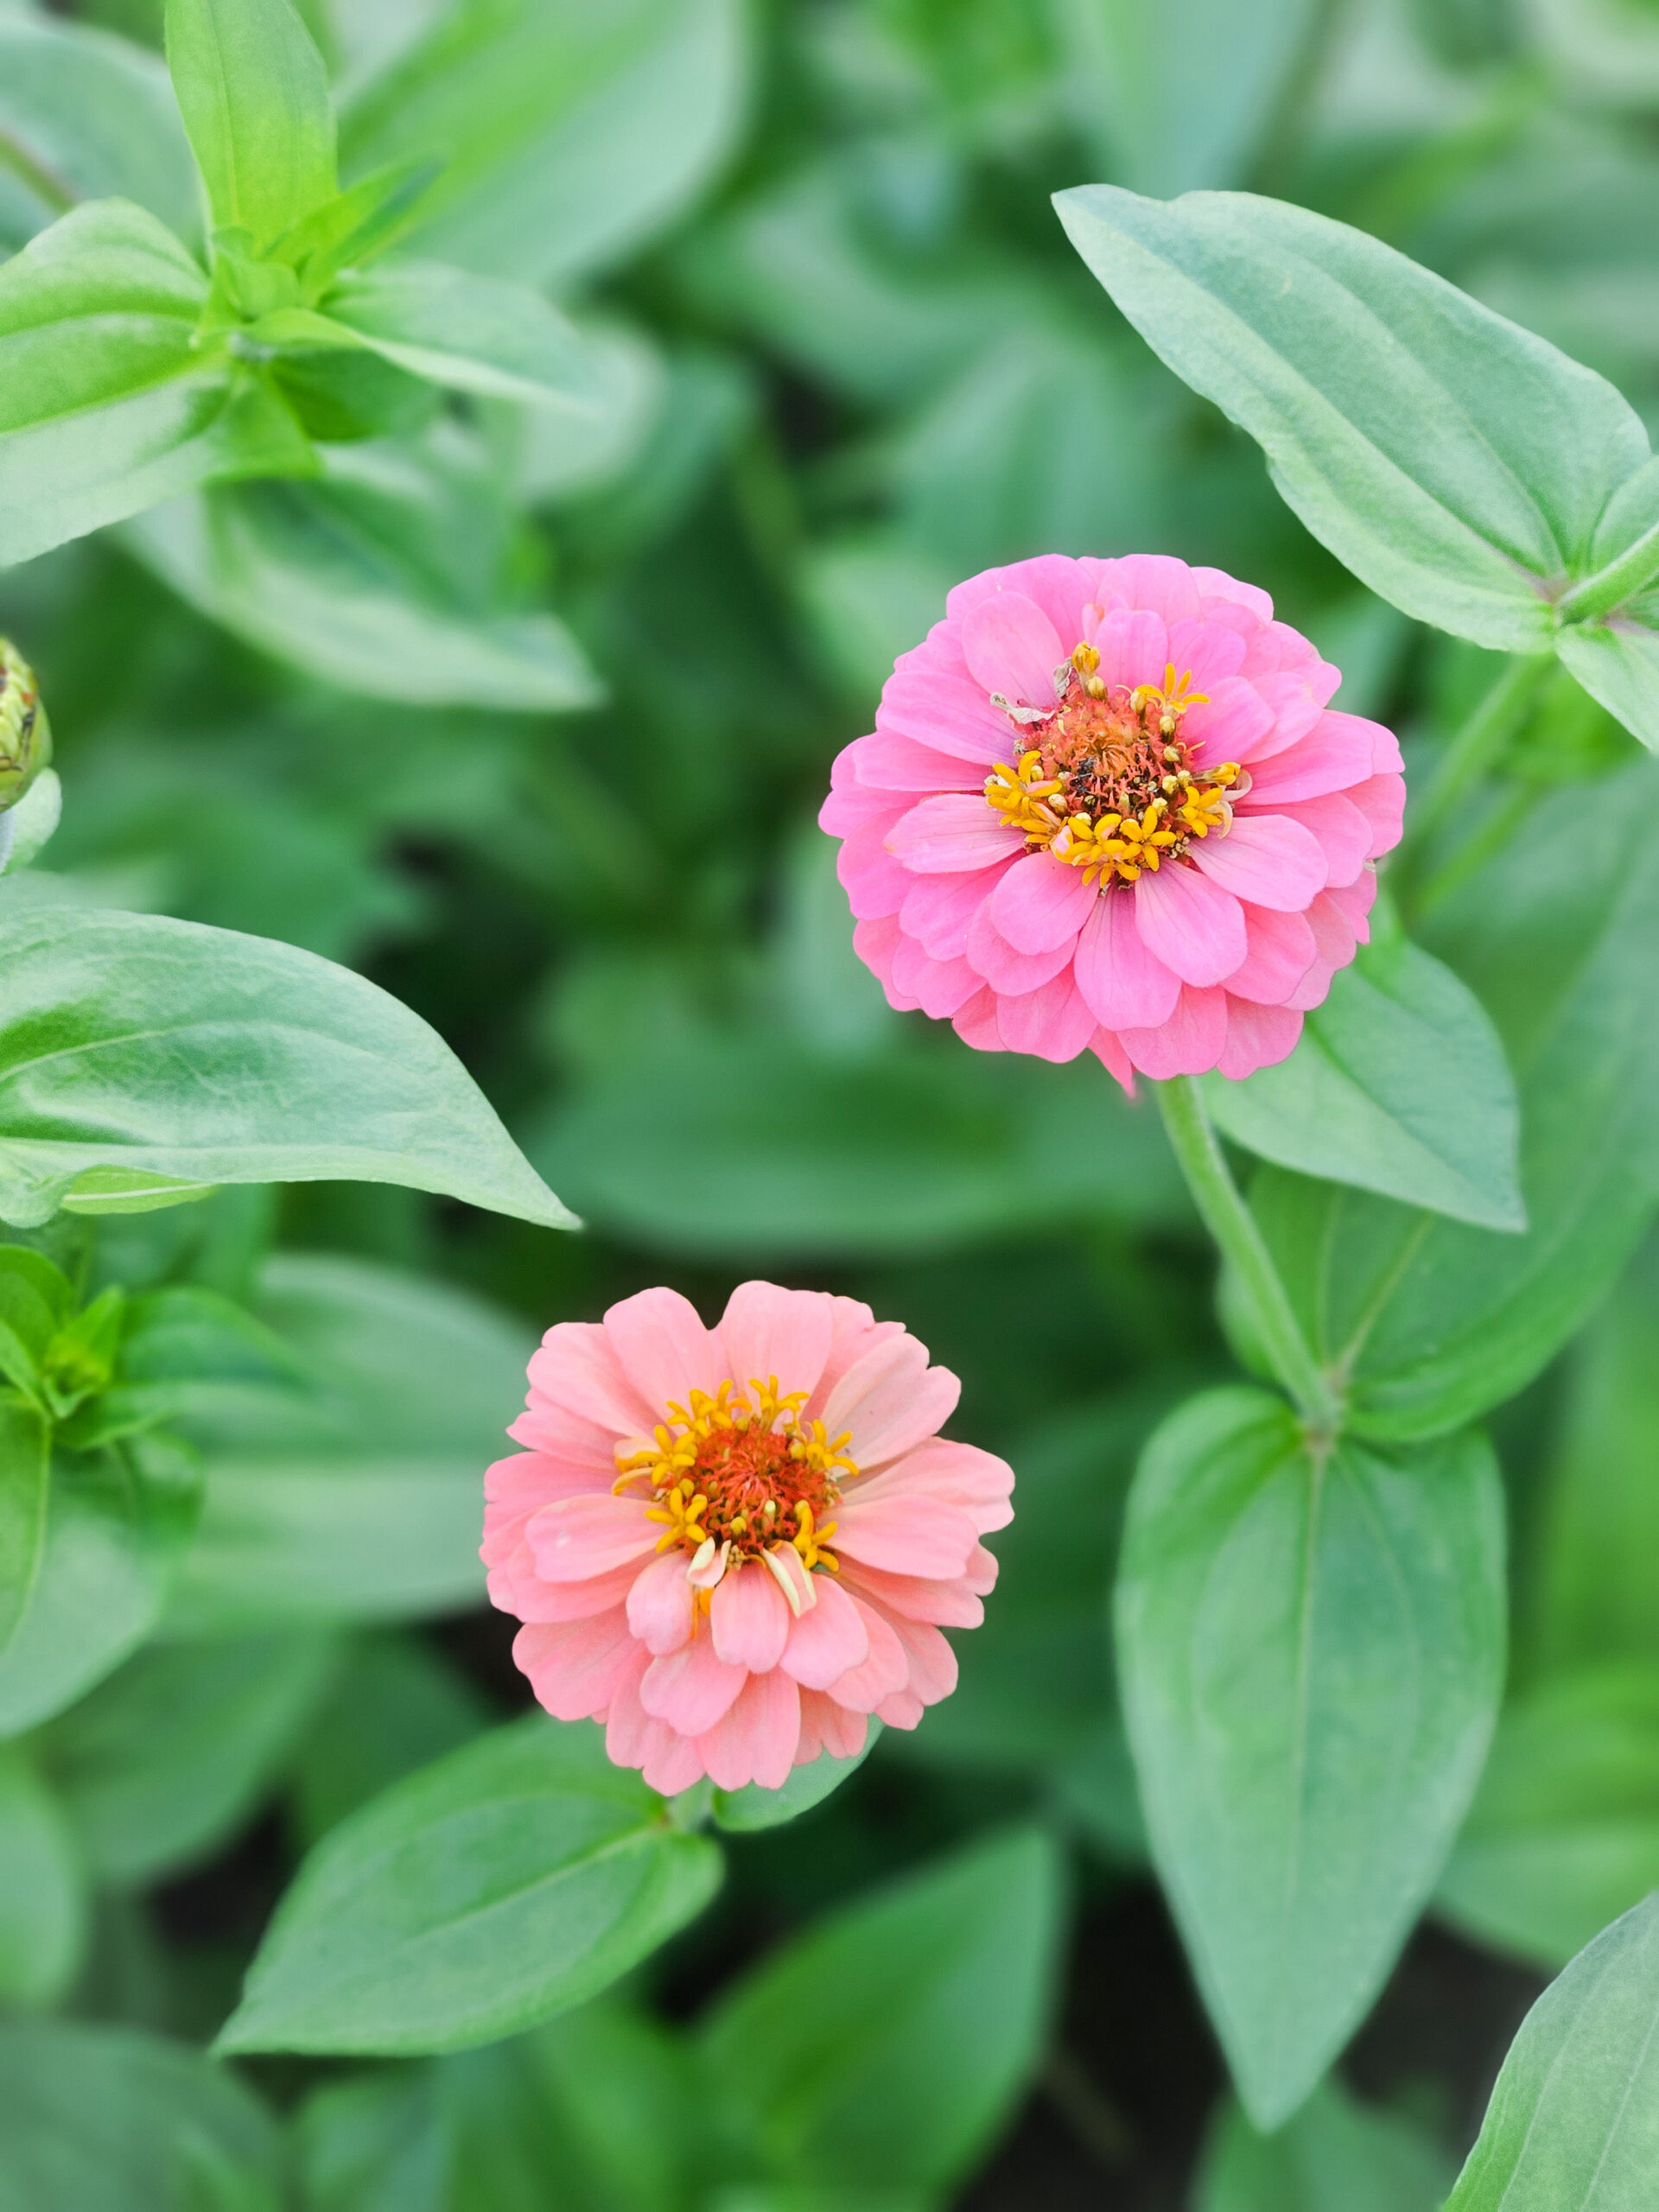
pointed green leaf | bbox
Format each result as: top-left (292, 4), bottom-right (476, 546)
top-left (270, 156), bottom-right (443, 289)
top-left (1251, 758), bottom-right (1659, 1442)
top-left (711, 1722), bottom-right (881, 1832)
top-left (699, 1829), bottom-right (1063, 2196)
top-left (0, 15), bottom-right (199, 245)
top-left (0, 907), bottom-right (576, 1230)
top-left (337, 0), bottom-right (749, 289)
top-left (1117, 1389), bottom-right (1505, 2126)
top-left (0, 1404), bottom-right (48, 1655)
top-left (1558, 608), bottom-right (1659, 754)
top-left (1055, 185), bottom-right (1654, 652)
top-left (274, 261), bottom-right (612, 412)
top-left (1205, 930), bottom-right (1524, 1230)
top-left (1052, 0), bottom-right (1322, 200)
top-left (0, 1744), bottom-right (86, 2008)
top-left (125, 471), bottom-right (601, 710)
top-left (164, 0), bottom-right (336, 249)
top-left (166, 1253), bottom-right (533, 1633)
top-left (0, 200), bottom-right (313, 569)
top-left (1435, 1665), bottom-right (1659, 1970)
top-left (0, 1434), bottom-right (202, 1738)
top-left (1529, 1239), bottom-right (1659, 1674)
top-left (0, 2020), bottom-right (283, 2211)
top-left (1446, 1893), bottom-right (1659, 2209)
top-left (1195, 2078), bottom-right (1453, 2211)
top-left (219, 1714), bottom-right (723, 2055)
top-left (41, 1630), bottom-right (343, 1887)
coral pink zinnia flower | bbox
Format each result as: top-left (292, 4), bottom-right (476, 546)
top-left (820, 554), bottom-right (1404, 1084)
top-left (482, 1283), bottom-right (1012, 1796)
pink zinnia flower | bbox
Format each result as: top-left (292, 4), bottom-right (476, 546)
top-left (482, 1283), bottom-right (1012, 1796)
top-left (820, 554), bottom-right (1405, 1084)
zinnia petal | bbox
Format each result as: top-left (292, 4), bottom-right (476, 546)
top-left (960, 591), bottom-right (1065, 706)
top-left (1133, 865), bottom-right (1249, 988)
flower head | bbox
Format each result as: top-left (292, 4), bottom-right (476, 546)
top-left (820, 555), bottom-right (1404, 1084)
top-left (483, 1283), bottom-right (1012, 1795)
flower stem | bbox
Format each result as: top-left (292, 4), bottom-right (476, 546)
top-left (1555, 518), bottom-right (1659, 622)
top-left (1156, 1075), bottom-right (1341, 1433)
top-left (1397, 652), bottom-right (1549, 882)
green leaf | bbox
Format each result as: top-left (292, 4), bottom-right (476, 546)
top-left (166, 1252), bottom-right (533, 1633)
top-left (0, 14), bottom-right (199, 245)
top-left (1254, 758), bottom-right (1659, 1441)
top-left (1557, 608), bottom-right (1659, 754)
top-left (1116, 1389), bottom-right (1506, 2127)
top-left (267, 260), bottom-right (612, 411)
top-left (0, 768), bottom-right (63, 880)
top-left (1205, 927), bottom-right (1524, 1230)
top-left (288, 1631), bottom-right (488, 1847)
top-left (712, 1722), bottom-right (881, 1833)
top-left (0, 1402), bottom-right (50, 1650)
top-left (1052, 0), bottom-right (1323, 200)
top-left (298, 1999), bottom-right (698, 2212)
top-left (0, 1244), bottom-right (73, 1403)
top-left (66, 1281), bottom-right (306, 1447)
top-left (61, 1167), bottom-right (221, 1217)
top-left (697, 1828), bottom-right (1063, 2194)
top-left (164, 0), bottom-right (336, 249)
top-left (1435, 1665), bottom-right (1659, 1970)
top-left (0, 200), bottom-right (315, 569)
top-left (337, 0), bottom-right (750, 289)
top-left (41, 1630), bottom-right (343, 1886)
top-left (1194, 2078), bottom-right (1454, 2211)
top-left (125, 467), bottom-right (601, 710)
top-left (1446, 1892), bottom-right (1659, 2209)
top-left (0, 2019), bottom-right (283, 2212)
top-left (1529, 1237), bottom-right (1659, 1673)
top-left (219, 1713), bottom-right (723, 2056)
top-left (268, 155), bottom-right (443, 289)
top-left (0, 1743), bottom-right (86, 2008)
top-left (0, 1433), bottom-right (202, 1737)
top-left (539, 1024), bottom-right (1183, 1260)
top-left (1054, 185), bottom-right (1655, 652)
top-left (0, 906), bottom-right (575, 1231)
top-left (896, 1393), bottom-right (1151, 1776)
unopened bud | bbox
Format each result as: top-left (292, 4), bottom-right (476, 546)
top-left (0, 640), bottom-right (50, 812)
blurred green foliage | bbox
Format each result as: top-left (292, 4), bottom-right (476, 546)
top-left (4, 0), bottom-right (1659, 2201)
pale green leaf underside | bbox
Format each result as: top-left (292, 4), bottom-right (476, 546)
top-left (1054, 184), bottom-right (1654, 652)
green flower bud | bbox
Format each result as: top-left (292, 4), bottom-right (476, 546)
top-left (0, 639), bottom-right (51, 812)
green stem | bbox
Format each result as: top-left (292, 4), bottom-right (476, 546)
top-left (1393, 652), bottom-right (1549, 912)
top-left (1555, 518), bottom-right (1659, 623)
top-left (1411, 780), bottom-right (1538, 922)
top-left (1156, 1076), bottom-right (1340, 1433)
top-left (0, 129), bottom-right (74, 218)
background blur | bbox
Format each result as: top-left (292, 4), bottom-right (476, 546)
top-left (4, 0), bottom-right (1659, 2202)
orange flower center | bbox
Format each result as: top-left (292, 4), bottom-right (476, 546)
top-left (614, 1379), bottom-right (852, 1573)
top-left (984, 648), bottom-right (1242, 887)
